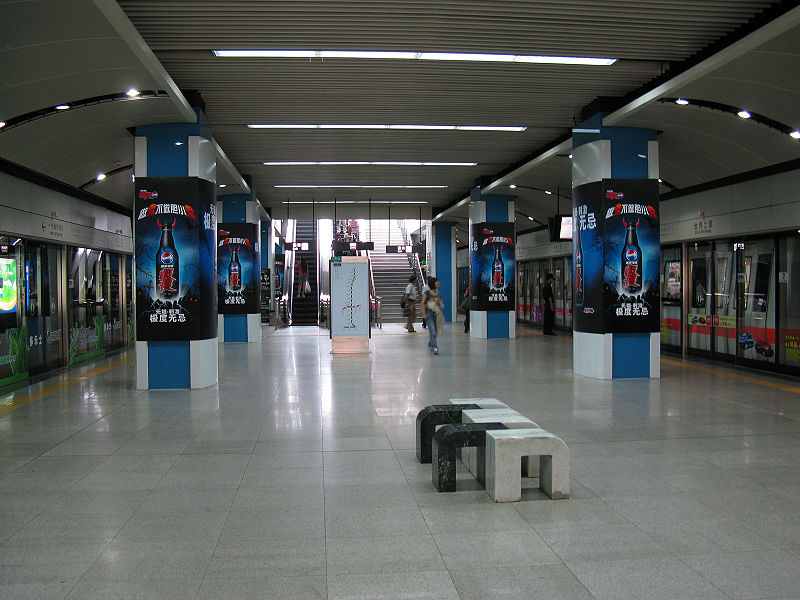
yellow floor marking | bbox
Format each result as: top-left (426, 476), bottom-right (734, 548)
top-left (660, 356), bottom-right (800, 394)
top-left (0, 354), bottom-right (134, 416)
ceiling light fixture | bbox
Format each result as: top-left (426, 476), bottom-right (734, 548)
top-left (790, 131), bottom-right (800, 139)
top-left (219, 184), bottom-right (227, 188)
top-left (737, 110), bottom-right (751, 119)
top-left (262, 160), bottom-right (476, 166)
top-left (273, 185), bottom-right (447, 189)
top-left (174, 141), bottom-right (184, 146)
top-left (545, 190), bottom-right (553, 195)
top-left (280, 200), bottom-right (428, 204)
top-left (214, 49), bottom-right (616, 66)
top-left (96, 173), bottom-right (106, 181)
top-left (509, 184), bottom-right (517, 189)
top-left (675, 98), bottom-right (690, 105)
top-left (248, 124), bottom-right (526, 132)
top-left (0, 122), bottom-right (5, 128)
top-left (55, 105), bottom-right (70, 110)
top-left (126, 89), bottom-right (140, 97)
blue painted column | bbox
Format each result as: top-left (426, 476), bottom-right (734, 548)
top-left (571, 113), bottom-right (660, 379)
top-left (134, 109), bottom-right (218, 389)
top-left (431, 221), bottom-right (457, 322)
top-left (469, 190), bottom-right (516, 339)
top-left (218, 192), bottom-right (262, 343)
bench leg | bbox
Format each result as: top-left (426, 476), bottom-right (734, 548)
top-left (432, 442), bottom-right (458, 492)
top-left (540, 452), bottom-right (570, 499)
top-left (486, 441), bottom-right (522, 502)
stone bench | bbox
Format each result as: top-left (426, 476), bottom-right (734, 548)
top-left (416, 404), bottom-right (480, 463)
top-left (460, 409), bottom-right (540, 480)
top-left (432, 423), bottom-right (507, 492)
top-left (485, 428), bottom-right (570, 502)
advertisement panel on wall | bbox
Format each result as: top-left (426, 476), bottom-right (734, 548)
top-left (0, 257), bottom-right (18, 331)
top-left (217, 223), bottom-right (260, 314)
top-left (470, 222), bottom-right (515, 312)
top-left (134, 177), bottom-right (217, 341)
top-left (573, 179), bottom-right (660, 334)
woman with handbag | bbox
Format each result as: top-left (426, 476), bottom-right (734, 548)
top-left (421, 277), bottom-right (444, 355)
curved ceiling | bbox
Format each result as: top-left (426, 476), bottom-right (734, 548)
top-left (1, 0), bottom-right (798, 229)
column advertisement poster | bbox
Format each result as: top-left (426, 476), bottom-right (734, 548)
top-left (573, 178), bottom-right (660, 334)
top-left (217, 223), bottom-right (260, 314)
top-left (469, 222), bottom-right (515, 312)
top-left (134, 177), bottom-right (217, 340)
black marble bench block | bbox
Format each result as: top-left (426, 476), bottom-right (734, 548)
top-left (432, 423), bottom-right (507, 492)
top-left (416, 404), bottom-right (480, 464)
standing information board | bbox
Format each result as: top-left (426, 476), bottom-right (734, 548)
top-left (330, 256), bottom-right (370, 353)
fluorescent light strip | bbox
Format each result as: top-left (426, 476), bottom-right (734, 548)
top-left (249, 124), bottom-right (526, 132)
top-left (263, 161), bottom-right (476, 166)
top-left (281, 200), bottom-right (428, 204)
top-left (213, 49), bottom-right (616, 66)
top-left (274, 185), bottom-right (447, 189)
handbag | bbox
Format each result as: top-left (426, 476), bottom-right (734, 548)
top-left (304, 281), bottom-right (311, 294)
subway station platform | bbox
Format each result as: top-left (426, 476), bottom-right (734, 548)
top-left (1, 323), bottom-right (800, 599)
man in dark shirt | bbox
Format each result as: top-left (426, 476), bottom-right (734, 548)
top-left (543, 273), bottom-right (556, 335)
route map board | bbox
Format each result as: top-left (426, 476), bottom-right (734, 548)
top-left (330, 257), bottom-right (370, 351)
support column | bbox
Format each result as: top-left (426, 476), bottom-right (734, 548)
top-left (469, 190), bottom-right (516, 339)
top-left (430, 221), bottom-right (457, 322)
top-left (217, 193), bottom-right (262, 343)
top-left (134, 109), bottom-right (218, 389)
top-left (571, 114), bottom-right (660, 379)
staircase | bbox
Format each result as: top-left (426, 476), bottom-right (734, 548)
top-left (361, 219), bottom-right (418, 324)
top-left (291, 220), bottom-right (319, 326)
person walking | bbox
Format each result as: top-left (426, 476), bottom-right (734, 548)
top-left (543, 272), bottom-right (556, 335)
top-left (461, 286), bottom-right (470, 333)
top-left (404, 275), bottom-right (418, 333)
top-left (297, 257), bottom-right (309, 298)
top-left (421, 277), bottom-right (444, 354)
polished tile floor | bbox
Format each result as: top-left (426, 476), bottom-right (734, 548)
top-left (1, 322), bottom-right (800, 599)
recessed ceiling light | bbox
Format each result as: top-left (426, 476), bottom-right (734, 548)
top-left (568, 154), bottom-right (573, 159)
top-left (737, 110), bottom-right (751, 119)
top-left (790, 131), bottom-right (800, 139)
top-left (658, 178), bottom-right (663, 183)
top-left (126, 89), bottom-right (140, 97)
top-left (273, 185), bottom-right (447, 189)
top-left (174, 141), bottom-right (184, 146)
top-left (55, 105), bottom-right (70, 110)
top-left (219, 184), bottom-right (227, 188)
top-left (214, 49), bottom-right (616, 66)
top-left (528, 216), bottom-right (534, 220)
top-left (248, 124), bottom-right (526, 132)
top-left (96, 173), bottom-right (106, 181)
top-left (675, 98), bottom-right (690, 105)
top-left (545, 190), bottom-right (553, 195)
top-left (509, 184), bottom-right (517, 189)
top-left (0, 121), bottom-right (6, 128)
top-left (262, 160), bottom-right (476, 166)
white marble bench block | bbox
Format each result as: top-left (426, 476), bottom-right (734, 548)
top-left (461, 409), bottom-right (540, 480)
top-left (486, 428), bottom-right (570, 503)
top-left (448, 398), bottom-right (509, 409)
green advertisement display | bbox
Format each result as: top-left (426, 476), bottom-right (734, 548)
top-left (0, 326), bottom-right (28, 388)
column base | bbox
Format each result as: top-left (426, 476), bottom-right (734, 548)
top-left (573, 331), bottom-right (660, 379)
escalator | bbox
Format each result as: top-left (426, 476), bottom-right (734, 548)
top-left (291, 220), bottom-right (319, 325)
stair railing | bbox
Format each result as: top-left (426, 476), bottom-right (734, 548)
top-left (367, 254), bottom-right (381, 329)
top-left (282, 219), bottom-right (296, 325)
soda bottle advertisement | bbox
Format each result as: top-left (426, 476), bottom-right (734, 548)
top-left (469, 222), bottom-right (515, 312)
top-left (217, 222), bottom-right (260, 314)
top-left (572, 182), bottom-right (605, 333)
top-left (134, 177), bottom-right (217, 341)
top-left (572, 179), bottom-right (660, 334)
top-left (601, 179), bottom-right (660, 333)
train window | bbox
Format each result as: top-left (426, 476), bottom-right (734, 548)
top-left (753, 254), bottom-right (772, 314)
